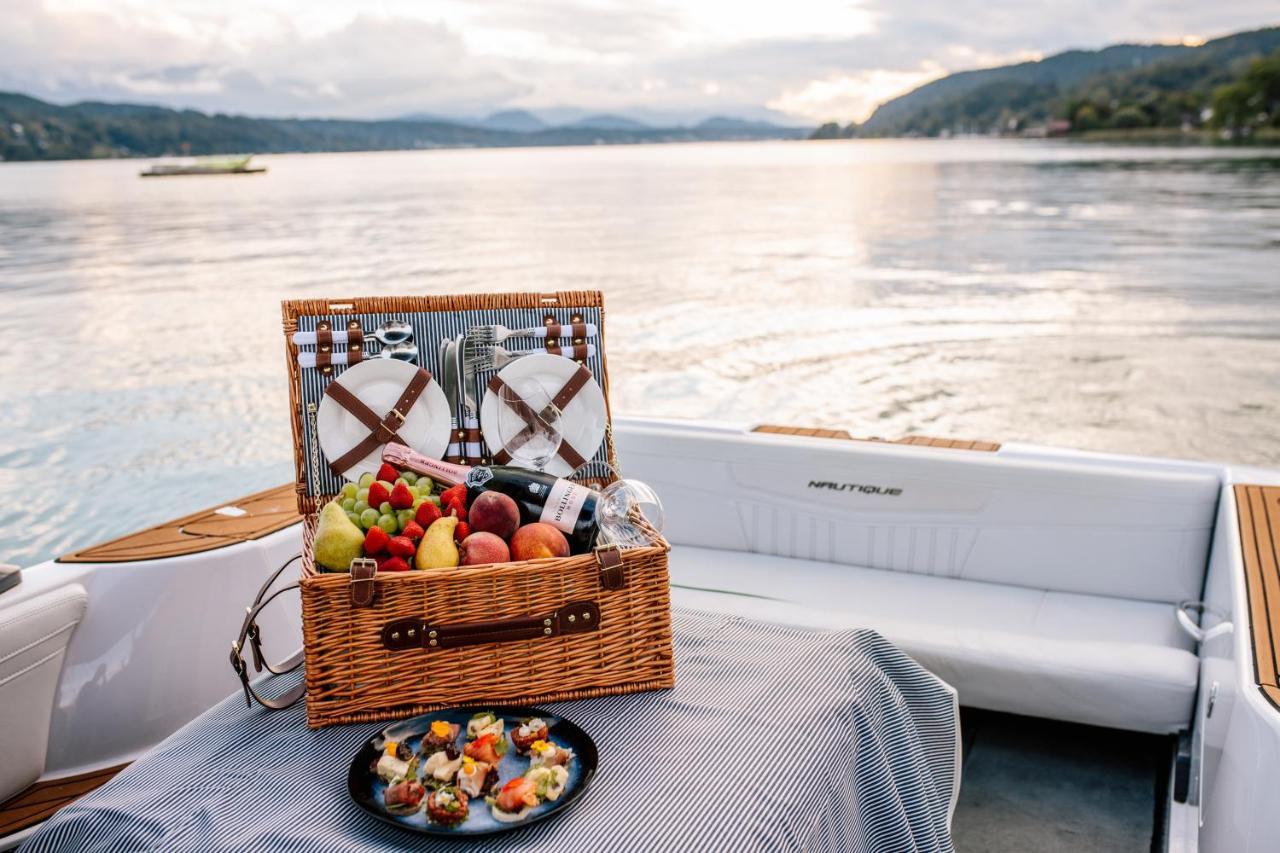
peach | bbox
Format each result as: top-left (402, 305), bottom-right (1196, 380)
top-left (469, 491), bottom-right (520, 540)
top-left (459, 531), bottom-right (510, 566)
top-left (510, 523), bottom-right (570, 561)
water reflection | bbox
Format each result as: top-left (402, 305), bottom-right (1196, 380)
top-left (1, 139), bottom-right (1278, 565)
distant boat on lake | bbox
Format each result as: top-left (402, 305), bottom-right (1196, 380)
top-left (140, 154), bottom-right (265, 177)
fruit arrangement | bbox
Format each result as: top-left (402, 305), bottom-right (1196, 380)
top-left (313, 461), bottom-right (572, 573)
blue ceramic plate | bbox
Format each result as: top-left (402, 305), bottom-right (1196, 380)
top-left (347, 706), bottom-right (598, 837)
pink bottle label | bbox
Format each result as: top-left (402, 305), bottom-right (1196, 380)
top-left (539, 478), bottom-right (590, 534)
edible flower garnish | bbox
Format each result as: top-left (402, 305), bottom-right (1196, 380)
top-left (383, 740), bottom-right (399, 757)
top-left (430, 720), bottom-right (451, 738)
top-left (530, 740), bottom-right (551, 753)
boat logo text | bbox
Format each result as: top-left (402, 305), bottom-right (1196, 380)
top-left (807, 480), bottom-right (903, 496)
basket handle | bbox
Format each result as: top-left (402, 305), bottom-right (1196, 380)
top-left (382, 600), bottom-right (600, 651)
top-left (229, 554), bottom-right (306, 710)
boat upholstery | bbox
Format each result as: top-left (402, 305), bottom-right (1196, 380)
top-left (669, 548), bottom-right (1197, 733)
top-left (0, 584), bottom-right (87, 803)
top-left (617, 419), bottom-right (1221, 733)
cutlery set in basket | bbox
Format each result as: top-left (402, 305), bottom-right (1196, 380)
top-left (234, 292), bottom-right (673, 729)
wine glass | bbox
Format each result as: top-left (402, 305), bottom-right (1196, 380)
top-left (494, 378), bottom-right (563, 472)
top-left (574, 463), bottom-right (666, 549)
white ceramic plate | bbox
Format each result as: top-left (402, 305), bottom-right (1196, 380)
top-left (317, 359), bottom-right (450, 482)
top-left (480, 354), bottom-right (606, 478)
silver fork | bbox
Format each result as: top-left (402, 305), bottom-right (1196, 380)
top-left (465, 343), bottom-right (597, 372)
top-left (466, 321), bottom-right (598, 346)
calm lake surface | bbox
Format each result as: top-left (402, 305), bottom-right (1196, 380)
top-left (2, 139), bottom-right (1279, 565)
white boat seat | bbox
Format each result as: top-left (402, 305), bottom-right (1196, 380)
top-left (0, 582), bottom-right (88, 803)
top-left (668, 546), bottom-right (1197, 735)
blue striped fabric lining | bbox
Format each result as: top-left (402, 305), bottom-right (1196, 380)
top-left (20, 609), bottom-right (958, 853)
top-left (296, 306), bottom-right (609, 497)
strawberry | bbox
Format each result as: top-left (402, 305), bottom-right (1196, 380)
top-left (387, 536), bottom-right (416, 559)
top-left (453, 522), bottom-right (471, 543)
top-left (381, 556), bottom-right (411, 572)
top-left (363, 526), bottom-right (391, 555)
top-left (389, 482), bottom-right (414, 510)
top-left (415, 502), bottom-right (442, 527)
top-left (440, 484), bottom-right (467, 507)
top-left (368, 481), bottom-right (391, 508)
top-left (445, 502), bottom-right (467, 522)
top-left (376, 462), bottom-right (400, 483)
top-left (402, 521), bottom-right (425, 540)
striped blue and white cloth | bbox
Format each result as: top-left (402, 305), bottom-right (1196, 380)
top-left (21, 609), bottom-right (959, 853)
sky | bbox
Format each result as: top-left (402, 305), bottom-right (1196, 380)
top-left (3, 0), bottom-right (1277, 125)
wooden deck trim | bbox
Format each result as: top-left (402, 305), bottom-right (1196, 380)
top-left (0, 764), bottom-right (128, 836)
top-left (1234, 484), bottom-right (1280, 712)
top-left (59, 483), bottom-right (301, 564)
top-left (753, 424), bottom-right (1000, 452)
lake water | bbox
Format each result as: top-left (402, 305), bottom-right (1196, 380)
top-left (2, 139), bottom-right (1279, 566)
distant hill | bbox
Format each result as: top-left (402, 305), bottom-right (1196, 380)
top-left (858, 26), bottom-right (1280, 137)
top-left (479, 109), bottom-right (547, 132)
top-left (567, 114), bottom-right (650, 130)
top-left (0, 95), bottom-right (808, 161)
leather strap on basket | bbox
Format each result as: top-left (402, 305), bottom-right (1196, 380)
top-left (486, 366), bottom-right (592, 469)
top-left (595, 543), bottom-right (626, 590)
top-left (346, 320), bottom-right (364, 366)
top-left (322, 368), bottom-right (433, 475)
top-left (229, 554), bottom-right (305, 710)
top-left (382, 600), bottom-right (600, 651)
top-left (350, 557), bottom-right (377, 607)
top-left (315, 322), bottom-right (333, 374)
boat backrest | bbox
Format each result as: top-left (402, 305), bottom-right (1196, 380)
top-left (615, 421), bottom-right (1221, 605)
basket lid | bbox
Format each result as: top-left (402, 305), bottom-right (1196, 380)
top-left (280, 292), bottom-right (616, 516)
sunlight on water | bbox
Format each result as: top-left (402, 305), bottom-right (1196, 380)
top-left (1, 139), bottom-right (1278, 565)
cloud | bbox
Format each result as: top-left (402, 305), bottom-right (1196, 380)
top-left (0, 0), bottom-right (1276, 123)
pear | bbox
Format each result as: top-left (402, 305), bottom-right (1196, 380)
top-left (314, 500), bottom-right (367, 571)
top-left (415, 516), bottom-right (459, 570)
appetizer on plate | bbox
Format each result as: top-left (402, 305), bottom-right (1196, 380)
top-left (375, 752), bottom-right (416, 785)
top-left (526, 765), bottom-right (570, 802)
top-left (425, 786), bottom-right (469, 826)
top-left (466, 711), bottom-right (504, 740)
top-left (527, 739), bottom-right (573, 769)
top-left (383, 778), bottom-right (427, 815)
top-left (456, 756), bottom-right (499, 798)
top-left (463, 731), bottom-right (507, 765)
top-left (422, 745), bottom-right (463, 782)
top-left (510, 717), bottom-right (549, 754)
top-left (420, 719), bottom-right (461, 752)
top-left (489, 776), bottom-right (540, 823)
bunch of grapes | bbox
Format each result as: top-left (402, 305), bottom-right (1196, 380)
top-left (338, 464), bottom-right (440, 535)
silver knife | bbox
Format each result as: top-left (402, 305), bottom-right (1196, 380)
top-left (439, 337), bottom-right (462, 462)
top-left (457, 333), bottom-right (482, 462)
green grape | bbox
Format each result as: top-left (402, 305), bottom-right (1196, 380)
top-left (397, 509), bottom-right (415, 530)
top-left (377, 514), bottom-right (398, 533)
top-left (346, 511), bottom-right (361, 526)
top-left (428, 495), bottom-right (441, 506)
top-left (356, 488), bottom-right (369, 503)
top-left (407, 486), bottom-right (420, 499)
top-left (395, 477), bottom-right (408, 486)
top-left (353, 500), bottom-right (370, 514)
top-left (379, 501), bottom-right (393, 514)
top-left (359, 508), bottom-right (380, 529)
top-left (341, 482), bottom-right (358, 499)
top-left (417, 477), bottom-right (434, 495)
top-left (341, 497), bottom-right (357, 511)
top-left (376, 480), bottom-right (393, 492)
top-left (400, 471), bottom-right (418, 486)
top-left (412, 496), bottom-right (427, 509)
top-left (358, 472), bottom-right (374, 488)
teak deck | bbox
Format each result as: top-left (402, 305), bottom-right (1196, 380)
top-left (753, 424), bottom-right (1001, 452)
top-left (1234, 484), bottom-right (1280, 710)
top-left (59, 484), bottom-right (300, 563)
top-left (0, 764), bottom-right (128, 837)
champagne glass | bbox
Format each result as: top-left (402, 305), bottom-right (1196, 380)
top-left (494, 378), bottom-right (563, 472)
top-left (574, 463), bottom-right (666, 549)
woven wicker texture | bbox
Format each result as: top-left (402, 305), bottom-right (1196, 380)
top-left (282, 292), bottom-right (673, 729)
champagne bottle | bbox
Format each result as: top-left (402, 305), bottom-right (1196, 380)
top-left (383, 443), bottom-right (599, 553)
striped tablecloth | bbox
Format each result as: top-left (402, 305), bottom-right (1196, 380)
top-left (21, 609), bottom-right (959, 853)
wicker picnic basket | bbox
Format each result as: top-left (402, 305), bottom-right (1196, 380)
top-left (280, 292), bottom-right (674, 729)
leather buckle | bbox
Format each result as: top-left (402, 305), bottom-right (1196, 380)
top-left (350, 558), bottom-right (378, 607)
top-left (595, 543), bottom-right (625, 590)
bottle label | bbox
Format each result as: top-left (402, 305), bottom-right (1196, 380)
top-left (466, 467), bottom-right (494, 488)
top-left (539, 478), bottom-right (590, 535)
